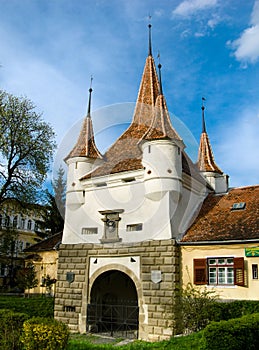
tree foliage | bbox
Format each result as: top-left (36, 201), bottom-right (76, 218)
top-left (36, 166), bottom-right (66, 237)
top-left (15, 262), bottom-right (38, 294)
top-left (0, 90), bottom-right (56, 204)
top-left (181, 282), bottom-right (219, 334)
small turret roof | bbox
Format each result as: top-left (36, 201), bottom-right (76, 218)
top-left (65, 87), bottom-right (103, 161)
top-left (141, 63), bottom-right (182, 142)
top-left (197, 104), bottom-right (222, 174)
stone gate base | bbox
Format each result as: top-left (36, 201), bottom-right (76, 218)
top-left (54, 239), bottom-right (181, 341)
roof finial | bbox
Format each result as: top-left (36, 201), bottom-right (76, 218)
top-left (87, 76), bottom-right (93, 116)
top-left (148, 16), bottom-right (152, 56)
top-left (201, 97), bottom-right (206, 133)
top-left (157, 53), bottom-right (163, 95)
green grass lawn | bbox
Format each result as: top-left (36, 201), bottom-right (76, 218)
top-left (67, 332), bottom-right (203, 350)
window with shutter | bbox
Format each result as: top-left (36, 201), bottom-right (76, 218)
top-left (193, 257), bottom-right (245, 287)
top-left (194, 259), bottom-right (207, 285)
top-left (234, 257), bottom-right (245, 286)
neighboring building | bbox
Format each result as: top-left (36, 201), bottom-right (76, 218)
top-left (54, 26), bottom-right (259, 341)
top-left (180, 185), bottom-right (259, 300)
top-left (24, 232), bottom-right (62, 295)
top-left (0, 199), bottom-right (45, 288)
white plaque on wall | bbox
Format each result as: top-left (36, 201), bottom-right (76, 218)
top-left (151, 270), bottom-right (162, 283)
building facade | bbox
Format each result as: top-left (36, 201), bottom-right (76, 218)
top-left (54, 27), bottom-right (258, 340)
top-left (0, 199), bottom-right (45, 289)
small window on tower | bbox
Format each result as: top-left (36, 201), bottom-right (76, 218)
top-left (82, 227), bottom-right (98, 235)
top-left (126, 223), bottom-right (143, 232)
top-left (148, 145), bottom-right (151, 153)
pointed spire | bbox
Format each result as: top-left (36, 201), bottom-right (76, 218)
top-left (141, 93), bottom-right (182, 141)
top-left (148, 23), bottom-right (152, 56)
top-left (201, 97), bottom-right (206, 133)
top-left (65, 80), bottom-right (103, 161)
top-left (198, 99), bottom-right (222, 174)
top-left (141, 60), bottom-right (182, 142)
top-left (158, 61), bottom-right (163, 95)
top-left (131, 24), bottom-right (160, 127)
top-left (87, 76), bottom-right (93, 116)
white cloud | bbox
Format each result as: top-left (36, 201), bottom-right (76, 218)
top-left (194, 32), bottom-right (206, 37)
top-left (230, 0), bottom-right (259, 64)
top-left (173, 0), bottom-right (217, 17)
top-left (207, 13), bottom-right (221, 28)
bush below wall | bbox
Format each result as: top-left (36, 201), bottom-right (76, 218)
top-left (209, 300), bottom-right (259, 322)
top-left (0, 295), bottom-right (54, 318)
top-left (0, 309), bottom-right (29, 350)
top-left (201, 313), bottom-right (259, 350)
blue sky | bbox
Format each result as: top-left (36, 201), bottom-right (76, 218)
top-left (0, 0), bottom-right (259, 188)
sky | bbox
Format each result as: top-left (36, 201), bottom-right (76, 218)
top-left (0, 0), bottom-right (259, 188)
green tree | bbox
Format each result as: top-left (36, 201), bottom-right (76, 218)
top-left (36, 166), bottom-right (66, 237)
top-left (15, 262), bottom-right (38, 296)
top-left (0, 90), bottom-right (56, 205)
top-left (0, 227), bottom-right (19, 288)
top-left (52, 166), bottom-right (66, 220)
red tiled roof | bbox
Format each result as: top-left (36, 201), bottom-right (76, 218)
top-left (141, 94), bottom-right (182, 142)
top-left (65, 115), bottom-right (103, 161)
top-left (81, 54), bottom-right (161, 179)
top-left (132, 55), bottom-right (160, 126)
top-left (24, 232), bottom-right (62, 252)
top-left (198, 131), bottom-right (222, 174)
top-left (181, 186), bottom-right (259, 242)
top-left (81, 54), bottom-right (200, 181)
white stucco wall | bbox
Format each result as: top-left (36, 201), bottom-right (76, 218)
top-left (63, 164), bottom-right (207, 244)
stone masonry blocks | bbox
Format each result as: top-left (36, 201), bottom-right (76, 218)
top-left (55, 238), bottom-right (180, 341)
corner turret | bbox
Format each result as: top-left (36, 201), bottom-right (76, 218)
top-left (65, 82), bottom-right (103, 208)
top-left (139, 63), bottom-right (185, 201)
top-left (198, 99), bottom-right (228, 194)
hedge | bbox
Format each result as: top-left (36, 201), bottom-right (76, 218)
top-left (21, 317), bottom-right (70, 350)
top-left (0, 295), bottom-right (54, 318)
top-left (0, 309), bottom-right (29, 350)
top-left (201, 313), bottom-right (259, 350)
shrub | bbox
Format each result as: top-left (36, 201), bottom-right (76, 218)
top-left (181, 283), bottom-right (219, 333)
top-left (0, 309), bottom-right (29, 350)
top-left (201, 313), bottom-right (259, 350)
top-left (21, 317), bottom-right (70, 350)
top-left (0, 295), bottom-right (54, 318)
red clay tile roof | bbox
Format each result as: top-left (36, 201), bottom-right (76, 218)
top-left (181, 185), bottom-right (259, 242)
top-left (65, 115), bottom-right (103, 161)
top-left (132, 55), bottom-right (160, 126)
top-left (141, 94), bottom-right (182, 141)
top-left (198, 131), bottom-right (222, 174)
top-left (81, 54), bottom-right (161, 179)
top-left (24, 232), bottom-right (62, 252)
top-left (81, 54), bottom-right (200, 181)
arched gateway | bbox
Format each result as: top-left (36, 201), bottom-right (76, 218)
top-left (87, 270), bottom-right (139, 338)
